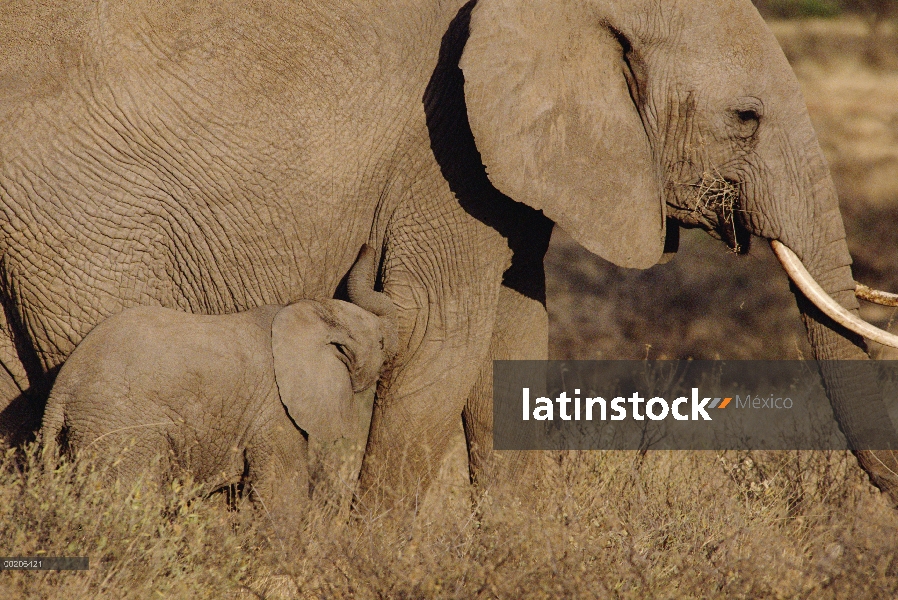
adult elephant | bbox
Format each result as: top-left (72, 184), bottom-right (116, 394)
top-left (0, 0), bottom-right (896, 508)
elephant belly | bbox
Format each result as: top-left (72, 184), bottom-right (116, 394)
top-left (0, 193), bottom-right (374, 376)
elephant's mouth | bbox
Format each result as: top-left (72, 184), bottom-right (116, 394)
top-left (664, 171), bottom-right (898, 347)
top-left (666, 173), bottom-right (751, 254)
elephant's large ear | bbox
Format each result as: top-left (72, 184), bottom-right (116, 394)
top-left (271, 303), bottom-right (360, 443)
top-left (459, 0), bottom-right (665, 268)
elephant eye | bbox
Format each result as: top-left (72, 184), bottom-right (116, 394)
top-left (735, 109), bottom-right (759, 123)
top-left (733, 109), bottom-right (760, 138)
top-left (731, 99), bottom-right (763, 138)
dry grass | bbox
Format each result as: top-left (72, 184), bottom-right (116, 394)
top-left (683, 170), bottom-right (746, 252)
top-left (1, 442), bottom-right (896, 599)
top-left (0, 444), bottom-right (254, 598)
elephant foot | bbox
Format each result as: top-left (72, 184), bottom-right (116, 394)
top-left (856, 449), bottom-right (898, 507)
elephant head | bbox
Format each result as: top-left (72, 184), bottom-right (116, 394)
top-left (459, 0), bottom-right (898, 498)
top-left (272, 245), bottom-right (396, 443)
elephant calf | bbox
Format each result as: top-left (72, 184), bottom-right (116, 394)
top-left (41, 245), bottom-right (395, 517)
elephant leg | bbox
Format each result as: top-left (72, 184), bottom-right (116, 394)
top-left (355, 206), bottom-right (509, 513)
top-left (462, 210), bottom-right (553, 499)
top-left (356, 288), bottom-right (502, 513)
top-left (358, 348), bottom-right (496, 515)
top-left (0, 307), bottom-right (39, 447)
top-left (462, 284), bottom-right (549, 497)
top-left (247, 421), bottom-right (310, 532)
top-left (0, 370), bottom-right (27, 449)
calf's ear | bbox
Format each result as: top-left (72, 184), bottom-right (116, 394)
top-left (271, 303), bottom-right (360, 443)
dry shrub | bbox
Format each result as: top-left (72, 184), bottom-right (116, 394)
top-left (680, 170), bottom-right (747, 253)
top-left (0, 443), bottom-right (257, 598)
top-left (688, 172), bottom-right (741, 228)
top-left (1, 442), bottom-right (897, 599)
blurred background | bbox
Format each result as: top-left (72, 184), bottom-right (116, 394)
top-left (547, 1), bottom-right (898, 361)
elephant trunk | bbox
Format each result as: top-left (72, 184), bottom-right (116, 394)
top-left (347, 244), bottom-right (398, 357)
top-left (767, 162), bottom-right (898, 504)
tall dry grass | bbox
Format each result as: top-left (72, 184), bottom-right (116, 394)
top-left (0, 442), bottom-right (896, 598)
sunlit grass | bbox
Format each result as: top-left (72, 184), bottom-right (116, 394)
top-left (0, 442), bottom-right (896, 598)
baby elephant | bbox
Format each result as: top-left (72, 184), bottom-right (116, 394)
top-left (42, 245), bottom-right (396, 517)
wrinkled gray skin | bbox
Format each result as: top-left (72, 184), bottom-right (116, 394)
top-left (0, 0), bottom-right (895, 509)
top-left (41, 247), bottom-right (395, 516)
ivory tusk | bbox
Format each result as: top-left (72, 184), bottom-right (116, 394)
top-left (855, 283), bottom-right (898, 307)
top-left (770, 240), bottom-right (898, 349)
